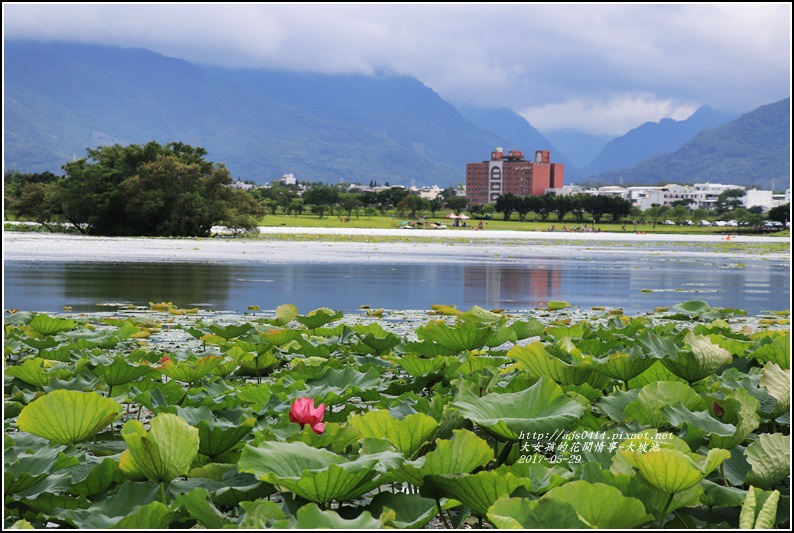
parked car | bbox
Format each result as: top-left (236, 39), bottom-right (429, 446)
top-left (698, 220), bottom-right (711, 226)
top-left (662, 220), bottom-right (676, 225)
top-left (726, 220), bottom-right (738, 227)
top-left (680, 220), bottom-right (694, 226)
top-left (713, 220), bottom-right (728, 227)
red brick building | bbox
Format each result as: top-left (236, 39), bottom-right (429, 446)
top-left (466, 148), bottom-right (564, 204)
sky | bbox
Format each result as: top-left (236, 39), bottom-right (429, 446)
top-left (3, 3), bottom-right (791, 136)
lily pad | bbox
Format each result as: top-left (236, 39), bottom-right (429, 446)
top-left (17, 390), bottom-right (122, 445)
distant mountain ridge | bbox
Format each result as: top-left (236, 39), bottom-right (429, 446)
top-left (588, 98), bottom-right (790, 190)
top-left (583, 106), bottom-right (735, 177)
top-left (4, 41), bottom-right (512, 186)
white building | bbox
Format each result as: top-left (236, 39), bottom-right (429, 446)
top-left (281, 173), bottom-right (297, 186)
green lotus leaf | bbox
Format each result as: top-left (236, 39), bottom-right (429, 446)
top-left (416, 319), bottom-right (497, 352)
top-left (542, 322), bottom-right (587, 340)
top-left (159, 353), bottom-right (223, 383)
top-left (212, 352), bottom-right (244, 377)
top-left (8, 520), bottom-right (35, 529)
top-left (508, 341), bottom-right (595, 385)
top-left (546, 300), bottom-right (570, 310)
top-left (177, 407), bottom-right (256, 459)
top-left (69, 456), bottom-right (126, 497)
top-left (58, 481), bottom-right (163, 529)
top-left (295, 503), bottom-right (391, 529)
top-left (744, 433), bottom-right (790, 489)
top-left (5, 358), bottom-right (51, 388)
top-left (301, 366), bottom-right (382, 406)
top-left (367, 492), bottom-right (454, 529)
top-left (273, 303), bottom-right (299, 326)
top-left (173, 487), bottom-right (233, 529)
top-left (623, 381), bottom-right (706, 427)
top-left (759, 362), bottom-right (790, 418)
top-left (444, 355), bottom-right (510, 381)
top-left (421, 470), bottom-right (531, 517)
top-left (402, 339), bottom-right (460, 357)
top-left (120, 413), bottom-right (200, 483)
top-left (38, 345), bottom-right (73, 362)
top-left (487, 497), bottom-right (591, 529)
top-left (20, 335), bottom-right (61, 353)
top-left (458, 305), bottom-right (504, 325)
top-left (236, 383), bottom-right (272, 410)
top-left (395, 429), bottom-right (494, 487)
top-left (619, 446), bottom-right (731, 494)
top-left (628, 360), bottom-right (687, 389)
top-left (238, 440), bottom-right (403, 504)
top-left (453, 377), bottom-right (586, 440)
top-left (353, 323), bottom-right (402, 353)
top-left (595, 389), bottom-right (639, 421)
top-left (295, 308), bottom-right (344, 330)
top-left (207, 322), bottom-right (254, 340)
top-left (288, 422), bottom-right (362, 454)
top-left (699, 479), bottom-right (747, 508)
top-left (251, 327), bottom-right (303, 346)
top-left (707, 389), bottom-right (760, 450)
top-left (27, 313), bottom-right (76, 336)
top-left (113, 501), bottom-right (175, 529)
top-left (591, 349), bottom-right (655, 382)
top-left (395, 354), bottom-right (449, 377)
top-left (349, 410), bottom-right (438, 458)
top-left (508, 318), bottom-right (544, 340)
top-left (707, 333), bottom-right (752, 356)
top-left (542, 480), bottom-right (653, 529)
top-left (17, 390), bottom-right (122, 445)
top-left (739, 487), bottom-right (781, 529)
top-left (499, 461), bottom-right (573, 495)
top-left (751, 332), bottom-right (790, 369)
top-left (661, 331), bottom-right (732, 382)
top-left (660, 403), bottom-right (737, 438)
top-left (672, 300), bottom-right (713, 315)
top-left (484, 325), bottom-right (518, 348)
top-left (91, 356), bottom-right (157, 389)
top-left (4, 445), bottom-right (65, 496)
top-left (237, 351), bottom-right (279, 376)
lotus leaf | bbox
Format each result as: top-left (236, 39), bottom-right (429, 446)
top-left (349, 410), bottom-right (438, 458)
top-left (508, 318), bottom-right (544, 340)
top-left (294, 503), bottom-right (392, 529)
top-left (395, 354), bottom-right (448, 377)
top-left (395, 429), bottom-right (494, 486)
top-left (177, 406), bottom-right (256, 459)
top-left (546, 300), bottom-right (570, 310)
top-left (661, 331), bottom-right (732, 382)
top-left (743, 433), bottom-right (790, 489)
top-left (542, 480), bottom-right (653, 528)
top-left (620, 445), bottom-right (731, 494)
top-left (27, 313), bottom-right (76, 336)
top-left (501, 461), bottom-right (572, 494)
top-left (288, 422), bottom-right (362, 454)
top-left (750, 332), bottom-right (790, 369)
top-left (273, 303), bottom-right (299, 326)
top-left (444, 355), bottom-right (510, 381)
top-left (453, 377), bottom-right (586, 440)
top-left (20, 335), bottom-right (61, 352)
top-left (591, 348), bottom-right (655, 382)
top-left (300, 366), bottom-right (382, 406)
top-left (4, 445), bottom-right (66, 496)
top-left (238, 440), bottom-right (403, 504)
top-left (250, 327), bottom-right (303, 346)
top-left (91, 356), bottom-right (157, 391)
top-left (672, 300), bottom-right (713, 316)
top-left (739, 487), bottom-right (780, 529)
top-left (174, 487), bottom-right (233, 529)
top-left (416, 319), bottom-right (497, 352)
top-left (17, 390), bottom-right (122, 445)
top-left (421, 470), bottom-right (531, 517)
top-left (542, 321), bottom-right (588, 340)
top-left (759, 362), bottom-right (790, 418)
top-left (706, 389), bottom-right (760, 449)
top-left (628, 360), bottom-right (687, 389)
top-left (487, 497), bottom-right (590, 529)
top-left (5, 358), bottom-right (52, 388)
top-left (367, 492), bottom-right (455, 529)
top-left (295, 308), bottom-right (344, 330)
top-left (207, 322), bottom-right (255, 340)
top-left (623, 381), bottom-right (705, 427)
top-left (59, 482), bottom-right (175, 529)
top-left (508, 342), bottom-right (595, 386)
top-left (402, 339), bottom-right (459, 357)
top-left (120, 413), bottom-right (200, 483)
top-left (159, 354), bottom-right (223, 383)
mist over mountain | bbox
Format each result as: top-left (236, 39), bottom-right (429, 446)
top-left (541, 130), bottom-right (613, 170)
top-left (582, 105), bottom-right (735, 177)
top-left (4, 41), bottom-right (786, 190)
top-left (587, 98), bottom-right (790, 190)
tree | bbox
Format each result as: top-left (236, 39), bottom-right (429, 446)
top-left (767, 203), bottom-right (790, 224)
top-left (644, 205), bottom-right (671, 225)
top-left (288, 198), bottom-right (305, 217)
top-left (398, 194), bottom-right (428, 218)
top-left (57, 141), bottom-right (259, 236)
top-left (445, 195), bottom-right (469, 215)
top-left (302, 184), bottom-right (339, 219)
top-left (339, 193), bottom-right (362, 219)
top-left (494, 194), bottom-right (517, 221)
top-left (670, 205), bottom-right (690, 224)
top-left (716, 189), bottom-right (746, 212)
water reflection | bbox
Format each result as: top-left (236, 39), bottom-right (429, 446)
top-left (3, 257), bottom-right (790, 315)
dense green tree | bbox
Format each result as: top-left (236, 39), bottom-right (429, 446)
top-left (644, 205), bottom-right (670, 225)
top-left (494, 194), bottom-right (517, 221)
top-left (670, 205), bottom-right (691, 224)
top-left (302, 184), bottom-right (340, 218)
top-left (288, 198), bottom-right (305, 217)
top-left (54, 141), bottom-right (259, 236)
top-left (767, 203), bottom-right (790, 224)
top-left (398, 193), bottom-right (428, 218)
top-left (4, 171), bottom-right (63, 228)
top-left (445, 194), bottom-right (468, 215)
top-left (716, 189), bottom-right (746, 212)
top-left (339, 193), bottom-right (362, 219)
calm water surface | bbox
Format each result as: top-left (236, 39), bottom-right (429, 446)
top-left (4, 254), bottom-right (789, 315)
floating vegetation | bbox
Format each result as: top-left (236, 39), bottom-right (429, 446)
top-left (3, 301), bottom-right (790, 529)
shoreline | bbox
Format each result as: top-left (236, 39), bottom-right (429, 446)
top-left (3, 229), bottom-right (790, 265)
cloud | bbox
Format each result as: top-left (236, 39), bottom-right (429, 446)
top-left (3, 3), bottom-right (790, 136)
top-left (519, 94), bottom-right (699, 136)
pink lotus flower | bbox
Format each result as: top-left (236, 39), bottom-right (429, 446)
top-left (289, 396), bottom-right (325, 434)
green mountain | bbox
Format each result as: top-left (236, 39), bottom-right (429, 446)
top-left (4, 41), bottom-right (511, 186)
top-left (587, 99), bottom-right (790, 189)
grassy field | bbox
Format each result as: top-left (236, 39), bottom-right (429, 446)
top-left (257, 213), bottom-right (790, 237)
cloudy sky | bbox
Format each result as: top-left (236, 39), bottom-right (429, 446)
top-left (4, 3), bottom-right (791, 136)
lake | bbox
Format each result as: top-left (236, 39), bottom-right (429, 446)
top-left (3, 231), bottom-right (789, 315)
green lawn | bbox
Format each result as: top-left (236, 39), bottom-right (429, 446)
top-left (257, 213), bottom-right (773, 236)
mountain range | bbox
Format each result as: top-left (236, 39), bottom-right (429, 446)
top-left (4, 41), bottom-right (790, 189)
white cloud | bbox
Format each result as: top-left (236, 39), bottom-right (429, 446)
top-left (3, 3), bottom-right (790, 136)
top-left (519, 94), bottom-right (699, 136)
